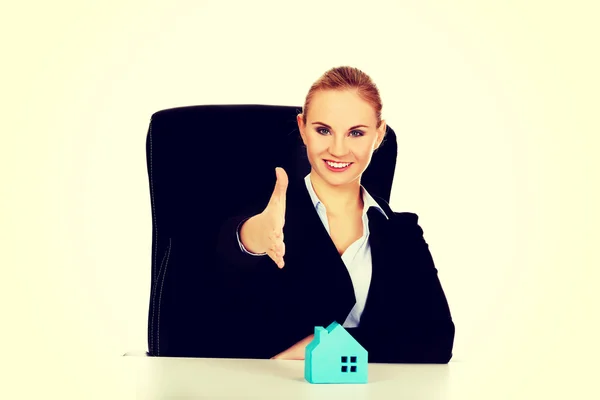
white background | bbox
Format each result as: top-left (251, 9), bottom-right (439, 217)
top-left (2, 0), bottom-right (599, 398)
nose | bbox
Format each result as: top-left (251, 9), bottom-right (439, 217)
top-left (328, 134), bottom-right (349, 158)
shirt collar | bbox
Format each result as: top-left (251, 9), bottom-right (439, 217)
top-left (304, 173), bottom-right (389, 220)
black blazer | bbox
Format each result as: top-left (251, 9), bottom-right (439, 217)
top-left (216, 177), bottom-right (455, 363)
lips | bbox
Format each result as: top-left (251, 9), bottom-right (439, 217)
top-left (324, 159), bottom-right (353, 171)
top-left (325, 160), bottom-right (352, 167)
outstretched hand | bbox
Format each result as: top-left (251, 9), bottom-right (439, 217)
top-left (258, 167), bottom-right (288, 268)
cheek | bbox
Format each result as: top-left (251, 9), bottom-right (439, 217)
top-left (352, 143), bottom-right (375, 161)
top-left (305, 137), bottom-right (326, 156)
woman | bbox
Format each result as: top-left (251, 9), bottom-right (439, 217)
top-left (216, 66), bottom-right (455, 363)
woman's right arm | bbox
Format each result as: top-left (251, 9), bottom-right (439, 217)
top-left (216, 213), bottom-right (268, 270)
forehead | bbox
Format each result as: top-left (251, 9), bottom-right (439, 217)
top-left (308, 89), bottom-right (376, 125)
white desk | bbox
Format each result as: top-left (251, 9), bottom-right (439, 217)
top-left (107, 353), bottom-right (595, 399)
top-left (31, 351), bottom-right (589, 399)
top-left (131, 356), bottom-right (451, 399)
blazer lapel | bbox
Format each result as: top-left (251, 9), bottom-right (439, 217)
top-left (283, 179), bottom-right (356, 326)
top-left (359, 206), bottom-right (394, 327)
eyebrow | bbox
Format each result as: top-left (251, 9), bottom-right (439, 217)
top-left (312, 122), bottom-right (369, 130)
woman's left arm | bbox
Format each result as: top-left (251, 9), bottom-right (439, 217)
top-left (346, 279), bottom-right (455, 363)
top-left (347, 215), bottom-right (455, 363)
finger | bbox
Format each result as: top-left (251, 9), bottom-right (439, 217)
top-left (266, 246), bottom-right (284, 269)
top-left (270, 231), bottom-right (285, 257)
top-left (277, 249), bottom-right (285, 269)
top-left (266, 247), bottom-right (279, 265)
top-left (275, 212), bottom-right (285, 231)
top-left (274, 241), bottom-right (285, 264)
top-left (272, 243), bottom-right (285, 268)
top-left (269, 228), bottom-right (284, 243)
top-left (279, 240), bottom-right (286, 258)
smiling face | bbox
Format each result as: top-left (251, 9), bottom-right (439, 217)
top-left (297, 89), bottom-right (386, 189)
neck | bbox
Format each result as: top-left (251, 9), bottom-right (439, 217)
top-left (309, 171), bottom-right (363, 216)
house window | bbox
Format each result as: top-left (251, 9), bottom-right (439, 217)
top-left (341, 356), bottom-right (358, 373)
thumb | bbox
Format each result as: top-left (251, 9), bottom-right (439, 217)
top-left (274, 167), bottom-right (288, 199)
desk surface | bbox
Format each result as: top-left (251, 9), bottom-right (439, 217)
top-left (135, 356), bottom-right (450, 399)
top-left (126, 356), bottom-right (450, 399)
top-left (102, 354), bottom-right (595, 400)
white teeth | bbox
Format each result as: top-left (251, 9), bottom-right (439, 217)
top-left (326, 161), bottom-right (351, 168)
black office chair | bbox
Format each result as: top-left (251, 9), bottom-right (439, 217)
top-left (145, 104), bottom-right (398, 358)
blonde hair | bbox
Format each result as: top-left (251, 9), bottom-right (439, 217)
top-left (302, 66), bottom-right (383, 128)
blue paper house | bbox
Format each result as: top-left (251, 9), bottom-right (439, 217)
top-left (304, 321), bottom-right (368, 384)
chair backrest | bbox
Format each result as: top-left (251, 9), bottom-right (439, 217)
top-left (145, 104), bottom-right (398, 357)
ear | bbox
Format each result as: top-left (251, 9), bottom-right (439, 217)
top-left (374, 120), bottom-right (387, 150)
top-left (297, 113), bottom-right (307, 145)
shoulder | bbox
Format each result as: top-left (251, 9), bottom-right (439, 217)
top-left (371, 194), bottom-right (424, 235)
top-left (370, 194), bottom-right (419, 223)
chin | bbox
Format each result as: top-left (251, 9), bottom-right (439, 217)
top-left (317, 167), bottom-right (361, 187)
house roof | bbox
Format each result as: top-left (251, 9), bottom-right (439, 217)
top-left (306, 321), bottom-right (366, 355)
top-left (325, 321), bottom-right (342, 333)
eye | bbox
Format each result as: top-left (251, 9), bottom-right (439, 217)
top-left (349, 130), bottom-right (364, 137)
top-left (316, 127), bottom-right (330, 135)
